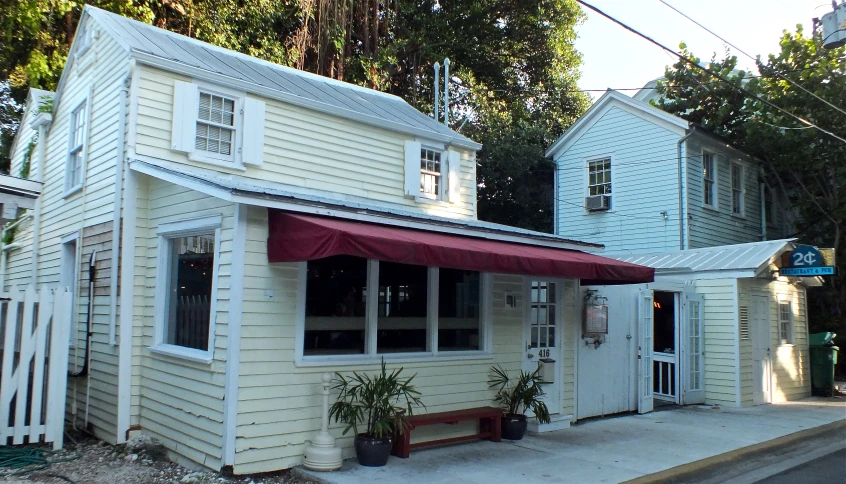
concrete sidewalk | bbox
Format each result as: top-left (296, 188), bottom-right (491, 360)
top-left (296, 397), bottom-right (846, 484)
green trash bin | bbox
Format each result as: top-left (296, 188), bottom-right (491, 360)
top-left (809, 332), bottom-right (838, 397)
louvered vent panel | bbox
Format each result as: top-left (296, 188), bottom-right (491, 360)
top-left (739, 306), bottom-right (750, 340)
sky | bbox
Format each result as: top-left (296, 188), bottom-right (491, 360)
top-left (573, 0), bottom-right (827, 100)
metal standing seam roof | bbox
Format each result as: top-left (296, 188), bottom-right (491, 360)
top-left (83, 7), bottom-right (481, 151)
top-left (611, 239), bottom-right (796, 275)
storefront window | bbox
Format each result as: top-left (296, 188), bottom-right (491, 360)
top-left (377, 262), bottom-right (428, 353)
top-left (438, 269), bottom-right (480, 351)
top-left (304, 255), bottom-right (368, 355)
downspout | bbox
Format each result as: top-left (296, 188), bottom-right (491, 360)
top-left (676, 126), bottom-right (696, 250)
top-left (109, 71), bottom-right (130, 346)
top-left (29, 122), bottom-right (48, 285)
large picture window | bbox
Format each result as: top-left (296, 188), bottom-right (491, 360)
top-left (304, 255), bottom-right (368, 356)
top-left (299, 258), bottom-right (488, 362)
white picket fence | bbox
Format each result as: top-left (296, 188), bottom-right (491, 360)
top-left (0, 285), bottom-right (72, 449)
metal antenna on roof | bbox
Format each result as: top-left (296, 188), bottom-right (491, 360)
top-left (434, 61), bottom-right (440, 122)
top-left (443, 58), bottom-right (450, 127)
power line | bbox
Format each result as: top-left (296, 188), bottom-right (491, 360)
top-left (659, 0), bottom-right (846, 118)
top-left (576, 0), bottom-right (846, 144)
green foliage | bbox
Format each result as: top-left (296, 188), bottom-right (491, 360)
top-left (657, 27), bottom-right (846, 341)
top-left (1, 225), bottom-right (16, 245)
top-left (488, 365), bottom-right (550, 423)
top-left (329, 360), bottom-right (424, 439)
top-left (19, 135), bottom-right (36, 179)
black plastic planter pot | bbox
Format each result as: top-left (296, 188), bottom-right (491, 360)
top-left (501, 414), bottom-right (528, 440)
top-left (354, 434), bottom-right (393, 467)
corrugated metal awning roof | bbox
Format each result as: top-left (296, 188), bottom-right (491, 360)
top-left (610, 239), bottom-right (797, 277)
top-left (84, 7), bottom-right (481, 151)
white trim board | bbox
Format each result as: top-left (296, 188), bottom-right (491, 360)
top-left (222, 203), bottom-right (247, 466)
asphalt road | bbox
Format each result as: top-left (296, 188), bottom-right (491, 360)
top-left (754, 448), bottom-right (846, 484)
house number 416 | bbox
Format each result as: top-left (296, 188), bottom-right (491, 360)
top-left (538, 349), bottom-right (550, 358)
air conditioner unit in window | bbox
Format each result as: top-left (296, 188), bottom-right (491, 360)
top-left (585, 195), bottom-right (611, 212)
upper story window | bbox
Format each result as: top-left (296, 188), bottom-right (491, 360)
top-left (403, 140), bottom-right (461, 204)
top-left (764, 186), bottom-right (775, 225)
top-left (778, 301), bottom-right (792, 344)
top-left (171, 80), bottom-right (266, 169)
top-left (702, 152), bottom-right (716, 208)
top-left (588, 158), bottom-right (611, 196)
top-left (196, 92), bottom-right (236, 157)
top-left (420, 148), bottom-right (443, 199)
top-left (65, 100), bottom-right (87, 194)
top-left (731, 162), bottom-right (745, 215)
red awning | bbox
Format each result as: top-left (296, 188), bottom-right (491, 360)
top-left (267, 210), bottom-right (654, 285)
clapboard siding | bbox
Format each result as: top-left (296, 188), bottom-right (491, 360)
top-left (554, 105), bottom-right (683, 251)
top-left (133, 65), bottom-right (477, 221)
top-left (693, 279), bottom-right (738, 406)
top-left (739, 278), bottom-right (810, 404)
top-left (7, 91), bottom-right (52, 181)
top-left (135, 177), bottom-right (233, 469)
top-left (232, 206), bottom-right (578, 474)
top-left (4, 26), bottom-right (130, 442)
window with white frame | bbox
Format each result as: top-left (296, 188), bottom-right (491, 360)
top-left (702, 152), bottom-right (716, 207)
top-left (155, 217), bottom-right (221, 357)
top-left (195, 92), bottom-right (236, 158)
top-left (301, 256), bottom-right (486, 360)
top-left (731, 162), bottom-right (744, 215)
top-left (420, 148), bottom-right (443, 199)
top-left (778, 301), bottom-right (792, 344)
top-left (66, 101), bottom-right (87, 192)
top-left (587, 158), bottom-right (611, 196)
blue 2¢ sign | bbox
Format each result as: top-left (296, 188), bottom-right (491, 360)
top-left (789, 246), bottom-right (823, 268)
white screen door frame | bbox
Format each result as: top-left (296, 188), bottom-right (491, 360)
top-left (637, 289), bottom-right (654, 414)
top-left (522, 278), bottom-right (562, 416)
top-left (681, 293), bottom-right (705, 404)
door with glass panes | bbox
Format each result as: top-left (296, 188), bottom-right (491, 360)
top-left (523, 279), bottom-right (562, 415)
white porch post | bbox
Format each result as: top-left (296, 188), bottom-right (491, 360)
top-left (303, 373), bottom-right (342, 471)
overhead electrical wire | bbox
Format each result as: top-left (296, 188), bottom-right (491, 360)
top-left (659, 0), bottom-right (846, 117)
top-left (575, 0), bottom-right (846, 144)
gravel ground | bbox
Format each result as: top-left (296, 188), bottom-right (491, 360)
top-left (0, 433), bottom-right (313, 484)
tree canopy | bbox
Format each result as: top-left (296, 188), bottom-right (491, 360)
top-left (0, 1), bottom-right (590, 231)
top-left (656, 27), bottom-right (846, 336)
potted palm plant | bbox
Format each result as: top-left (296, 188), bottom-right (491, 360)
top-left (488, 365), bottom-right (551, 440)
top-left (329, 361), bottom-right (424, 467)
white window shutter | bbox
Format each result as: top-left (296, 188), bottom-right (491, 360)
top-left (241, 97), bottom-right (266, 166)
top-left (447, 150), bottom-right (461, 203)
top-left (404, 140), bottom-right (421, 198)
top-left (171, 81), bottom-right (198, 153)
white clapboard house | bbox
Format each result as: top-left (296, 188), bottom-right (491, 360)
top-left (1, 7), bottom-right (655, 473)
top-left (547, 89), bottom-right (815, 419)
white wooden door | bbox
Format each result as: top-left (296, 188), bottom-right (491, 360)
top-left (682, 294), bottom-right (705, 404)
top-left (751, 295), bottom-right (772, 405)
top-left (637, 289), bottom-right (654, 414)
top-left (523, 279), bottom-right (561, 415)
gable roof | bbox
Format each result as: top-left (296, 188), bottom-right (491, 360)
top-left (545, 89), bottom-right (689, 158)
top-left (611, 239), bottom-right (796, 278)
top-left (82, 6), bottom-right (481, 151)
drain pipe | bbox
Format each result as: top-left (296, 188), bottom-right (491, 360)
top-left (108, 72), bottom-right (131, 346)
top-left (676, 126), bottom-right (696, 250)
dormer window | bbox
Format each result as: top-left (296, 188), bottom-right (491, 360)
top-left (195, 92), bottom-right (236, 157)
top-left (420, 148), bottom-right (443, 199)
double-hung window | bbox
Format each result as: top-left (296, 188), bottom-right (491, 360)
top-left (195, 92), bottom-right (236, 158)
top-left (778, 301), bottom-right (792, 345)
top-left (65, 101), bottom-right (87, 194)
top-left (153, 216), bottom-right (222, 362)
top-left (587, 158), bottom-right (612, 196)
top-left (731, 162), bottom-right (745, 215)
top-left (764, 186), bottom-right (775, 225)
top-left (702, 152), bottom-right (716, 208)
top-left (420, 148), bottom-right (443, 199)
top-left (301, 256), bottom-right (486, 362)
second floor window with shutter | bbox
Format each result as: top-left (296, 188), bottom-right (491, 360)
top-left (196, 92), bottom-right (236, 157)
top-left (702, 153), bottom-right (716, 207)
top-left (731, 162), bottom-right (744, 215)
top-left (66, 102), bottom-right (87, 192)
top-left (588, 158), bottom-right (611, 196)
top-left (420, 148), bottom-right (442, 199)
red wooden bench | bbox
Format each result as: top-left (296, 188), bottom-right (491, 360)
top-left (391, 406), bottom-right (503, 458)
